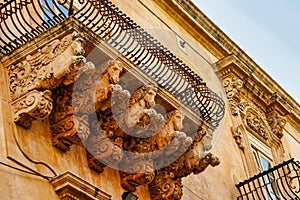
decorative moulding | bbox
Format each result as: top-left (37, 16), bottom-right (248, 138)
top-left (50, 171), bottom-right (111, 200)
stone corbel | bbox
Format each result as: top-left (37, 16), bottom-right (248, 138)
top-left (223, 75), bottom-right (243, 116)
top-left (86, 133), bottom-right (123, 173)
top-left (51, 115), bottom-right (90, 152)
top-left (12, 90), bottom-right (53, 128)
top-left (8, 32), bottom-right (93, 129)
top-left (119, 156), bottom-right (155, 192)
top-left (73, 59), bottom-right (124, 115)
top-left (148, 171), bottom-right (183, 200)
top-left (267, 107), bottom-right (287, 140)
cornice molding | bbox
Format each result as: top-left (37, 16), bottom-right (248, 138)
top-left (50, 171), bottom-right (112, 200)
top-left (154, 0), bottom-right (300, 127)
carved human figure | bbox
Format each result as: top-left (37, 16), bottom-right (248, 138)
top-left (125, 84), bottom-right (157, 128)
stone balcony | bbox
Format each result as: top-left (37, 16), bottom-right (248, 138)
top-left (0, 1), bottom-right (225, 199)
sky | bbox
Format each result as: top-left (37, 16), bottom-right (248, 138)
top-left (193, 0), bottom-right (300, 104)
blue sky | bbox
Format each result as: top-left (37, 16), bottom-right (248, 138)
top-left (193, 0), bottom-right (300, 104)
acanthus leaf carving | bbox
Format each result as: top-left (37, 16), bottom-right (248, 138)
top-left (12, 90), bottom-right (53, 128)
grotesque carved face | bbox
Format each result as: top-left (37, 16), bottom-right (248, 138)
top-left (72, 37), bottom-right (86, 55)
top-left (144, 88), bottom-right (157, 108)
top-left (108, 61), bottom-right (123, 84)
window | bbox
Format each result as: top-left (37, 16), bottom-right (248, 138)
top-left (248, 134), bottom-right (281, 199)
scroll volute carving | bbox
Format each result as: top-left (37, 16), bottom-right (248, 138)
top-left (148, 171), bottom-right (183, 200)
top-left (148, 111), bottom-right (218, 200)
top-left (149, 151), bottom-right (219, 200)
top-left (223, 75), bottom-right (243, 116)
top-left (49, 86), bottom-right (90, 152)
top-left (12, 90), bottom-right (53, 128)
top-left (8, 32), bottom-right (95, 129)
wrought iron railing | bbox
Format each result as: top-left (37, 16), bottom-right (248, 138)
top-left (0, 0), bottom-right (225, 128)
top-left (236, 159), bottom-right (300, 200)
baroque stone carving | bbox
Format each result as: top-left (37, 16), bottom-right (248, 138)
top-left (50, 59), bottom-right (123, 152)
top-left (149, 151), bottom-right (219, 200)
top-left (51, 115), bottom-right (90, 152)
top-left (125, 84), bottom-right (158, 129)
top-left (8, 32), bottom-right (93, 100)
top-left (231, 125), bottom-right (245, 150)
top-left (148, 171), bottom-right (183, 200)
top-left (117, 85), bottom-right (162, 192)
top-left (12, 90), bottom-right (53, 128)
top-left (119, 155), bottom-right (155, 192)
top-left (246, 112), bottom-right (268, 140)
top-left (86, 115), bottom-right (124, 173)
top-left (223, 76), bottom-right (243, 116)
top-left (50, 85), bottom-right (90, 152)
top-left (267, 109), bottom-right (286, 139)
top-left (8, 32), bottom-right (94, 129)
top-left (73, 59), bottom-right (124, 114)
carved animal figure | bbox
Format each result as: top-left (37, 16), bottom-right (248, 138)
top-left (156, 110), bottom-right (185, 149)
top-left (125, 84), bottom-right (158, 128)
top-left (94, 59), bottom-right (123, 111)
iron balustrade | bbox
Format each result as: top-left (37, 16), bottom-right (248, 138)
top-left (0, 0), bottom-right (225, 128)
top-left (236, 159), bottom-right (300, 200)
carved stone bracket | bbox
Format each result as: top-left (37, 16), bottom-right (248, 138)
top-left (8, 32), bottom-right (94, 129)
top-left (223, 75), bottom-right (243, 116)
top-left (148, 151), bottom-right (219, 200)
top-left (148, 171), bottom-right (183, 200)
top-left (51, 115), bottom-right (90, 152)
top-left (12, 90), bottom-right (53, 128)
top-left (85, 122), bottom-right (123, 174)
top-left (119, 155), bottom-right (155, 192)
top-left (267, 108), bottom-right (286, 140)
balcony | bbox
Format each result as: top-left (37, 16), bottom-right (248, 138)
top-left (236, 159), bottom-right (300, 200)
top-left (0, 1), bottom-right (225, 199)
top-left (0, 0), bottom-right (225, 128)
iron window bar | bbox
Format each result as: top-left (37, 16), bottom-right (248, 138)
top-left (236, 158), bottom-right (300, 200)
top-left (0, 0), bottom-right (225, 128)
